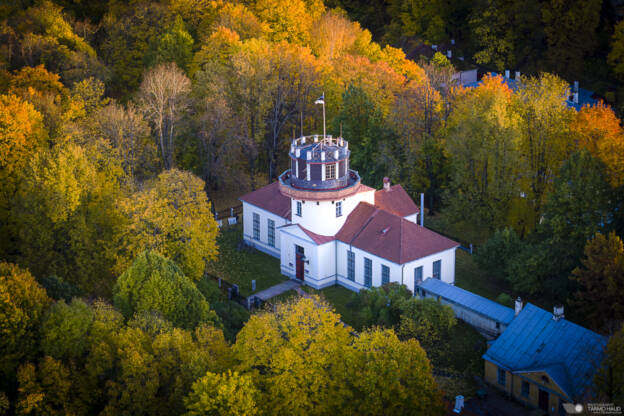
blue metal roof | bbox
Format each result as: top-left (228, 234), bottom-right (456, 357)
top-left (418, 278), bottom-right (515, 325)
top-left (464, 72), bottom-right (598, 111)
top-left (483, 303), bottom-right (607, 400)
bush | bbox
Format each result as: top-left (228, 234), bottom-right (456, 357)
top-left (474, 228), bottom-right (522, 279)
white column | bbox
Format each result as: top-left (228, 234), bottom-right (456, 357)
top-left (322, 163), bottom-right (326, 181)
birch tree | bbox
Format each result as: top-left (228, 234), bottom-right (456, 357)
top-left (138, 62), bottom-right (191, 170)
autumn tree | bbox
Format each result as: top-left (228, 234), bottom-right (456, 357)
top-left (0, 94), bottom-right (47, 255)
top-left (113, 250), bottom-right (219, 329)
top-left (608, 19), bottom-right (624, 80)
top-left (185, 370), bottom-right (259, 416)
top-left (234, 297), bottom-right (351, 415)
top-left (340, 328), bottom-right (445, 416)
top-left (0, 262), bottom-right (50, 383)
top-left (92, 101), bottom-right (158, 180)
top-left (515, 73), bottom-right (575, 231)
top-left (138, 62), bottom-right (191, 169)
top-left (116, 169), bottom-right (219, 281)
top-left (444, 74), bottom-right (521, 232)
top-left (570, 232), bottom-right (624, 332)
top-left (571, 102), bottom-right (624, 188)
top-left (12, 141), bottom-right (126, 295)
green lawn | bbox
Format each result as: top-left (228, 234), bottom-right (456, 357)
top-left (205, 224), bottom-right (287, 297)
top-left (424, 211), bottom-right (491, 246)
top-left (454, 250), bottom-right (512, 303)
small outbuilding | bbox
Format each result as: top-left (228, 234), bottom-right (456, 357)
top-left (416, 278), bottom-right (515, 338)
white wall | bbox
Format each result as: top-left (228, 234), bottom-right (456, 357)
top-left (291, 189), bottom-right (374, 236)
top-left (242, 202), bottom-right (289, 258)
top-left (335, 242), bottom-right (456, 294)
top-left (279, 226), bottom-right (337, 289)
top-left (402, 247), bottom-right (456, 294)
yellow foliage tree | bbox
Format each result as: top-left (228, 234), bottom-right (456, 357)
top-left (0, 262), bottom-right (51, 378)
top-left (0, 93), bottom-right (47, 253)
top-left (116, 169), bottom-right (219, 281)
top-left (185, 370), bottom-right (258, 416)
top-left (571, 102), bottom-right (624, 187)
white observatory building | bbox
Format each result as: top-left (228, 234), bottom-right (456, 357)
top-left (240, 116), bottom-right (458, 293)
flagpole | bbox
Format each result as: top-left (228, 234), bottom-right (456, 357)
top-left (322, 93), bottom-right (326, 140)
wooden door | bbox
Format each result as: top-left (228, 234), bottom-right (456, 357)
top-left (538, 389), bottom-right (549, 412)
top-left (295, 245), bottom-right (304, 280)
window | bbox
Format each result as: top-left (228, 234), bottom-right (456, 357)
top-left (267, 219), bottom-right (275, 247)
top-left (521, 381), bottom-right (530, 397)
top-left (347, 250), bottom-right (355, 281)
top-left (433, 260), bottom-right (441, 280)
top-left (252, 213), bottom-right (260, 240)
top-left (336, 201), bottom-right (342, 217)
top-left (414, 266), bottom-right (423, 293)
top-left (364, 257), bottom-right (372, 288)
top-left (497, 368), bottom-right (506, 386)
top-left (326, 163), bottom-right (336, 179)
top-left (381, 265), bottom-right (390, 285)
top-left (296, 201), bottom-right (302, 217)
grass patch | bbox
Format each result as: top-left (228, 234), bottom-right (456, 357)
top-left (269, 289), bottom-right (300, 304)
top-left (454, 250), bottom-right (511, 302)
top-left (424, 211), bottom-right (491, 246)
top-left (205, 224), bottom-right (287, 297)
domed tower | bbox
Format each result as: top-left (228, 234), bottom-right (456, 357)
top-left (279, 135), bottom-right (373, 236)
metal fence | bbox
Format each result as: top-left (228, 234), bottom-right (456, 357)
top-left (203, 272), bottom-right (267, 311)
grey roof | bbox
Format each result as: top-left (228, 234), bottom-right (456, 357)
top-left (418, 278), bottom-right (515, 325)
top-left (483, 303), bottom-right (607, 400)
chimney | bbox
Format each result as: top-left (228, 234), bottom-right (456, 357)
top-left (321, 151), bottom-right (326, 161)
top-left (420, 193), bottom-right (424, 227)
top-left (383, 177), bottom-right (391, 191)
top-left (515, 297), bottom-right (523, 316)
top-left (553, 304), bottom-right (564, 321)
top-left (505, 69), bottom-right (510, 78)
top-left (447, 50), bottom-right (452, 58)
top-left (574, 81), bottom-right (579, 92)
top-left (453, 395), bottom-right (464, 413)
top-left (515, 71), bottom-right (520, 79)
top-left (573, 92), bottom-right (579, 104)
top-left (432, 44), bottom-right (437, 50)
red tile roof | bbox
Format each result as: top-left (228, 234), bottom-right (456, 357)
top-left (336, 202), bottom-right (458, 264)
top-left (374, 184), bottom-right (419, 217)
top-left (298, 225), bottom-right (336, 245)
top-left (239, 182), bottom-right (291, 220)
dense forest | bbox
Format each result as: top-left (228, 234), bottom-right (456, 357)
top-left (1, 0), bottom-right (624, 413)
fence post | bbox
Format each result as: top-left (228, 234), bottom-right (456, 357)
top-left (227, 287), bottom-right (232, 300)
top-left (252, 279), bottom-right (256, 292)
top-left (218, 278), bottom-right (221, 288)
top-left (469, 243), bottom-right (473, 254)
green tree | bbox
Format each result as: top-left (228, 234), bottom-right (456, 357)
top-left (113, 250), bottom-right (219, 329)
top-left (0, 262), bottom-right (50, 381)
top-left (146, 15), bottom-right (194, 72)
top-left (40, 299), bottom-right (95, 361)
top-left (334, 84), bottom-right (393, 187)
top-left (474, 228), bottom-right (522, 280)
top-left (347, 283), bottom-right (412, 330)
top-left (116, 169), bottom-right (219, 281)
top-left (185, 370), bottom-right (259, 416)
top-left (594, 324), bottom-right (624, 406)
top-left (542, 0), bottom-right (601, 78)
top-left (506, 150), bottom-right (614, 299)
top-left (608, 19), bottom-right (624, 80)
top-left (12, 141), bottom-right (126, 295)
top-left (570, 232), bottom-right (624, 332)
top-left (469, 1), bottom-right (515, 71)
top-left (396, 297), bottom-right (456, 365)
